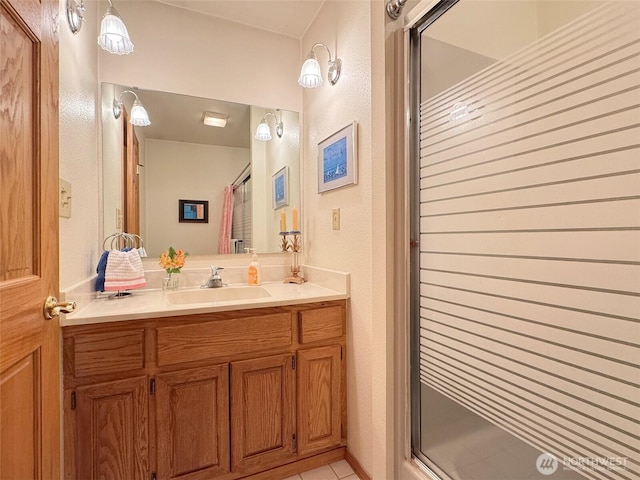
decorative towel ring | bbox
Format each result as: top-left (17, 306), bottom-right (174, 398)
top-left (102, 232), bottom-right (147, 256)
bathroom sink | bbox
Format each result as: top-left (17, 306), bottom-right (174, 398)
top-left (166, 286), bottom-right (272, 305)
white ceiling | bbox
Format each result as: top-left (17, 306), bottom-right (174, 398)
top-left (155, 0), bottom-right (325, 39)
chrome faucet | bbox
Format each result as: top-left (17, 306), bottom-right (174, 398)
top-left (201, 266), bottom-right (225, 288)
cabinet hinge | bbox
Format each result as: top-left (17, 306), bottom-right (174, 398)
top-left (292, 433), bottom-right (297, 451)
top-left (70, 391), bottom-right (76, 411)
top-left (151, 472), bottom-right (156, 480)
top-left (291, 355), bottom-right (296, 370)
top-left (150, 378), bottom-right (156, 395)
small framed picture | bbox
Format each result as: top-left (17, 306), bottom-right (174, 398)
top-left (318, 121), bottom-right (358, 193)
top-left (272, 166), bottom-right (289, 209)
top-left (179, 199), bottom-right (208, 223)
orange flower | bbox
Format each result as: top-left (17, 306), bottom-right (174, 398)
top-left (159, 247), bottom-right (189, 274)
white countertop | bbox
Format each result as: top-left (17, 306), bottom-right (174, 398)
top-left (60, 265), bottom-right (349, 327)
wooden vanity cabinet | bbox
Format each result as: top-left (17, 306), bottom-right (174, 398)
top-left (74, 376), bottom-right (149, 480)
top-left (155, 364), bottom-right (230, 480)
top-left (63, 300), bottom-right (346, 480)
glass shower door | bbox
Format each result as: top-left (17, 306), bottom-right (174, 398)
top-left (410, 2), bottom-right (640, 479)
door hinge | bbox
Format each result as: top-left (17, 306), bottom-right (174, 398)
top-left (291, 355), bottom-right (296, 370)
top-left (151, 472), bottom-right (156, 480)
top-left (70, 391), bottom-right (76, 411)
top-left (150, 378), bottom-right (156, 395)
top-left (340, 345), bottom-right (343, 360)
top-left (292, 433), bottom-right (297, 451)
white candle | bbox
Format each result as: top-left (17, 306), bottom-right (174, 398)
top-left (292, 207), bottom-right (299, 231)
top-left (280, 211), bottom-right (286, 232)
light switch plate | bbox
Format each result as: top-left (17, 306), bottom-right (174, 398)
top-left (59, 178), bottom-right (71, 218)
top-left (332, 208), bottom-right (340, 230)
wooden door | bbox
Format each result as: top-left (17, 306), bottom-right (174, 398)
top-left (297, 345), bottom-right (343, 456)
top-left (230, 353), bottom-right (296, 474)
top-left (75, 376), bottom-right (149, 480)
top-left (122, 109), bottom-right (140, 235)
top-left (156, 364), bottom-right (231, 480)
top-left (0, 0), bottom-right (60, 478)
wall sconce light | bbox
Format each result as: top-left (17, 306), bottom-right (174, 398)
top-left (298, 43), bottom-right (341, 88)
top-left (113, 90), bottom-right (151, 126)
top-left (202, 112), bottom-right (228, 128)
top-left (65, 0), bottom-right (85, 34)
top-left (98, 0), bottom-right (134, 55)
top-left (255, 110), bottom-right (284, 141)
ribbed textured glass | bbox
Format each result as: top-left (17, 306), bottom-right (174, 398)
top-left (255, 121), bottom-right (272, 141)
top-left (297, 57), bottom-right (323, 88)
top-left (129, 100), bottom-right (150, 126)
top-left (98, 11), bottom-right (134, 55)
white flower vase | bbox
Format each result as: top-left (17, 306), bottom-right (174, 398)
top-left (162, 273), bottom-right (180, 291)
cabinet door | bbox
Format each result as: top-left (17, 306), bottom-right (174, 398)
top-left (75, 376), bottom-right (149, 480)
top-left (297, 345), bottom-right (343, 456)
top-left (230, 353), bottom-right (295, 474)
top-left (156, 364), bottom-right (230, 480)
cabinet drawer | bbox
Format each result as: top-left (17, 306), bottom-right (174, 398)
top-left (70, 329), bottom-right (145, 377)
top-left (157, 312), bottom-right (292, 366)
top-left (298, 305), bottom-right (344, 344)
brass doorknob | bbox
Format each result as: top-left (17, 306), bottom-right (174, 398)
top-left (44, 296), bottom-right (76, 319)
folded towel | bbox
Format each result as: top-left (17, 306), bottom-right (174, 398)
top-left (95, 250), bottom-right (110, 292)
top-left (104, 249), bottom-right (147, 291)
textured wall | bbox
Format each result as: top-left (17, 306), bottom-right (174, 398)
top-left (301, 0), bottom-right (375, 474)
top-left (58, 0), bottom-right (101, 289)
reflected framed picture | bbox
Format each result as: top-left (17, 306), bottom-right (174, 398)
top-left (272, 166), bottom-right (289, 209)
top-left (318, 121), bottom-right (357, 193)
top-left (179, 199), bottom-right (208, 223)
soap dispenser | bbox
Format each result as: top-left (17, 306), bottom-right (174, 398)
top-left (246, 248), bottom-right (261, 285)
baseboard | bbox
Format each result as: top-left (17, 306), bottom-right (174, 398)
top-left (345, 450), bottom-right (371, 480)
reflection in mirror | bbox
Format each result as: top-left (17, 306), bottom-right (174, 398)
top-left (101, 83), bottom-right (300, 257)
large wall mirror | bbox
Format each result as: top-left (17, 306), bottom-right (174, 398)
top-left (102, 83), bottom-right (300, 257)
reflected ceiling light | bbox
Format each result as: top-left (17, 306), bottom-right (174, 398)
top-left (255, 110), bottom-right (284, 141)
top-left (202, 112), bottom-right (228, 128)
top-left (65, 0), bottom-right (85, 34)
top-left (113, 90), bottom-right (151, 126)
top-left (298, 43), bottom-right (341, 88)
top-left (98, 0), bottom-right (134, 55)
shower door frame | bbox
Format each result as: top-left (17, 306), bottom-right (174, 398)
top-left (408, 1), bottom-right (460, 476)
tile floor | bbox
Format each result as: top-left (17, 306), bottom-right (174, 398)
top-left (282, 460), bottom-right (359, 480)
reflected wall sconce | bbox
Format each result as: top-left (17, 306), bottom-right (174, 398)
top-left (255, 110), bottom-right (284, 141)
top-left (65, 0), bottom-right (85, 34)
top-left (202, 112), bottom-right (228, 128)
top-left (113, 90), bottom-right (151, 126)
top-left (98, 0), bottom-right (134, 55)
top-left (298, 43), bottom-right (341, 88)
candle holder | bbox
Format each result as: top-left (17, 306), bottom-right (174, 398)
top-left (282, 231), bottom-right (305, 284)
top-left (279, 232), bottom-right (290, 252)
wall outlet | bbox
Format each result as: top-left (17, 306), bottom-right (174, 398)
top-left (59, 178), bottom-right (72, 218)
top-left (332, 208), bottom-right (340, 230)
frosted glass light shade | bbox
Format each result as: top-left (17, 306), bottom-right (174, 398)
top-left (255, 120), bottom-right (272, 141)
top-left (298, 55), bottom-right (323, 88)
top-left (98, 6), bottom-right (134, 55)
top-left (130, 100), bottom-right (151, 126)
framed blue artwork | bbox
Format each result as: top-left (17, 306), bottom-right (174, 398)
top-left (318, 121), bottom-right (358, 193)
top-left (179, 199), bottom-right (208, 223)
top-left (272, 166), bottom-right (289, 209)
